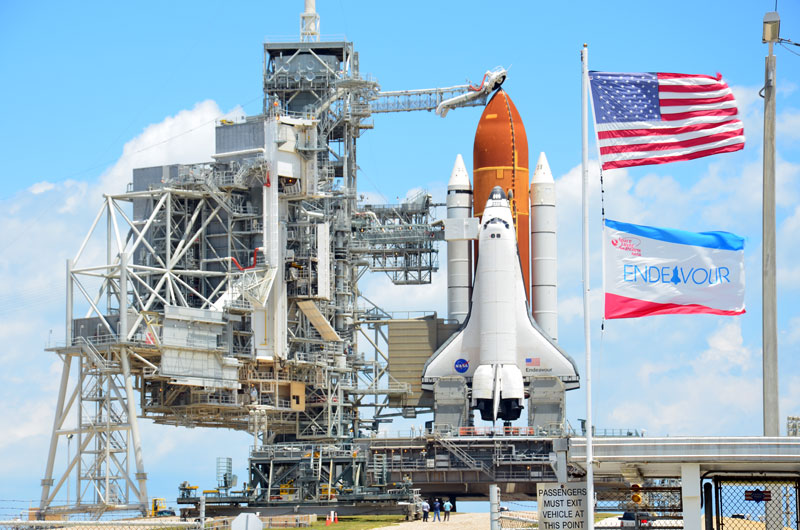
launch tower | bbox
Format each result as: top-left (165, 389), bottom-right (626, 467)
top-left (38, 2), bottom-right (496, 517)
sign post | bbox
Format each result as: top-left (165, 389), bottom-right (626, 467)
top-left (537, 482), bottom-right (589, 530)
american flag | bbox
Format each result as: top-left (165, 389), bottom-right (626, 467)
top-left (525, 357), bottom-right (540, 367)
top-left (589, 71), bottom-right (745, 170)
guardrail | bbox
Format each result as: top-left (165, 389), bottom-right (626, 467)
top-left (455, 425), bottom-right (571, 437)
top-left (0, 522), bottom-right (201, 530)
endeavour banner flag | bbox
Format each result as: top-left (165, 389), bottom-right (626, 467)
top-left (589, 71), bottom-right (745, 170)
top-left (604, 219), bottom-right (745, 319)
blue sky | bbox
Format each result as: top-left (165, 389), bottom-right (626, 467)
top-left (1, 0), bottom-right (799, 516)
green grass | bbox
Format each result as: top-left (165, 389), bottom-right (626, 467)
top-left (308, 514), bottom-right (407, 530)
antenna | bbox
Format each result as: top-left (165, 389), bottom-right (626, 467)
top-left (300, 0), bottom-right (320, 42)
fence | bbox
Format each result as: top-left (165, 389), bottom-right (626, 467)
top-left (0, 522), bottom-right (200, 530)
top-left (499, 511), bottom-right (538, 529)
top-left (0, 515), bottom-right (315, 530)
top-left (713, 477), bottom-right (799, 530)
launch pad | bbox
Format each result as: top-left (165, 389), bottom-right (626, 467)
top-left (174, 431), bottom-right (800, 521)
top-left (32, 4), bottom-right (800, 530)
top-left (37, 0), bottom-right (513, 517)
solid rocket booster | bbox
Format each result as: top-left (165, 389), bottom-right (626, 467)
top-left (446, 154), bottom-right (473, 323)
top-left (530, 152), bottom-right (558, 341)
top-left (473, 89), bottom-right (531, 300)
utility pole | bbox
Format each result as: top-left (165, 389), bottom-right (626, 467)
top-left (762, 11), bottom-right (780, 437)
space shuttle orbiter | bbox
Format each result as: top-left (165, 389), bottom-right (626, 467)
top-left (421, 186), bottom-right (579, 422)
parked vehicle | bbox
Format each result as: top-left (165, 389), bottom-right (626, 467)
top-left (619, 511), bottom-right (653, 528)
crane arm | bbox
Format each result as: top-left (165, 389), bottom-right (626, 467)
top-left (370, 67), bottom-right (507, 117)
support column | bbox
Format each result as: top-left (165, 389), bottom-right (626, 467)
top-left (762, 42), bottom-right (779, 437)
top-left (703, 482), bottom-right (713, 530)
top-left (39, 259), bottom-right (77, 512)
top-left (118, 252), bottom-right (148, 513)
top-left (119, 253), bottom-right (128, 341)
top-left (66, 258), bottom-right (73, 345)
top-left (39, 355), bottom-right (73, 511)
top-left (681, 464), bottom-right (701, 530)
top-left (119, 348), bottom-right (148, 512)
top-left (489, 484), bottom-right (500, 530)
top-left (764, 489), bottom-right (782, 530)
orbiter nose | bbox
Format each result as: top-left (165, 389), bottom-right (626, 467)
top-left (489, 186), bottom-right (506, 201)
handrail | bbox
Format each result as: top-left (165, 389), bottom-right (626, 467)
top-left (432, 431), bottom-right (494, 480)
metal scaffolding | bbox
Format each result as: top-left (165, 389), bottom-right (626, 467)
top-left (38, 3), bottom-right (499, 517)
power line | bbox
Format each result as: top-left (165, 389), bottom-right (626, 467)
top-left (779, 41), bottom-right (800, 57)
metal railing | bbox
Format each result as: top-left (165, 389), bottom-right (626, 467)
top-left (190, 392), bottom-right (237, 406)
top-left (75, 337), bottom-right (115, 371)
top-left (251, 442), bottom-right (362, 460)
top-left (0, 522), bottom-right (201, 530)
top-left (499, 511), bottom-right (538, 529)
top-left (455, 424), bottom-right (573, 438)
top-left (433, 432), bottom-right (493, 479)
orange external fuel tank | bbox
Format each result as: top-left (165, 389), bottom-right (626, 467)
top-left (473, 89), bottom-right (531, 300)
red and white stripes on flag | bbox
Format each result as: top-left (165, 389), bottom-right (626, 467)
top-left (589, 71), bottom-right (745, 170)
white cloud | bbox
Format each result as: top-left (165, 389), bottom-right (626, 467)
top-left (57, 179), bottom-right (89, 214)
top-left (609, 371), bottom-right (761, 435)
top-left (97, 100), bottom-right (237, 195)
top-left (551, 93), bottom-right (800, 437)
top-left (777, 108), bottom-right (800, 142)
top-left (0, 399), bottom-right (57, 451)
top-left (785, 316), bottom-right (800, 345)
top-left (358, 190), bottom-right (388, 205)
top-left (693, 322), bottom-right (752, 371)
top-left (777, 192), bottom-right (800, 291)
top-left (0, 100), bottom-right (235, 503)
top-left (29, 181), bottom-right (55, 194)
top-left (778, 81), bottom-right (797, 98)
top-left (360, 268), bottom-right (448, 318)
top-left (608, 322), bottom-right (759, 435)
top-left (637, 361), bottom-right (672, 382)
top-left (558, 295), bottom-right (584, 325)
top-left (730, 85), bottom-right (763, 151)
top-left (780, 375), bottom-right (800, 428)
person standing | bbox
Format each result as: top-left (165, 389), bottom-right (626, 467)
top-left (432, 499), bottom-right (441, 522)
top-left (442, 499), bottom-right (452, 521)
top-left (421, 499), bottom-right (430, 522)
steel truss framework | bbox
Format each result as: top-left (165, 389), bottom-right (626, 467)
top-left (39, 167), bottom-right (404, 515)
top-left (39, 15), bottom-right (495, 517)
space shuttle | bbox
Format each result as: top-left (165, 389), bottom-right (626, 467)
top-left (421, 186), bottom-right (579, 422)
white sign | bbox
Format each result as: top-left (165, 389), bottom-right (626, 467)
top-left (537, 482), bottom-right (588, 530)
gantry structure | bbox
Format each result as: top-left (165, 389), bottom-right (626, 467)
top-left (38, 2), bottom-right (495, 517)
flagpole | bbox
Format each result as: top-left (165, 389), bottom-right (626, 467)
top-left (580, 43), bottom-right (595, 529)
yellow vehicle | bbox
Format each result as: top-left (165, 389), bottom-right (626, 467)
top-left (149, 498), bottom-right (176, 517)
top-left (149, 498), bottom-right (166, 517)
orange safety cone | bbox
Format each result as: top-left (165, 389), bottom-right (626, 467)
top-left (334, 512), bottom-right (338, 524)
top-left (325, 513), bottom-right (331, 526)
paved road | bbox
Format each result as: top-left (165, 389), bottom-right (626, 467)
top-left (377, 512), bottom-right (491, 529)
